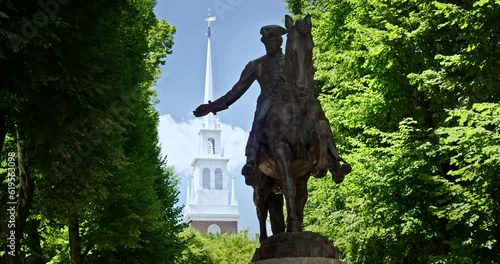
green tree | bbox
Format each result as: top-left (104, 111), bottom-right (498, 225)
top-left (178, 228), bottom-right (259, 264)
top-left (433, 103), bottom-right (500, 263)
top-left (284, 0), bottom-right (500, 263)
top-left (0, 0), bottom-right (183, 263)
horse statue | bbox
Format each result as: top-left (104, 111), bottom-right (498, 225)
top-left (253, 14), bottom-right (351, 242)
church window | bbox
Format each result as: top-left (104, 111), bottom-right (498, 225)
top-left (215, 169), bottom-right (223, 190)
top-left (207, 141), bottom-right (213, 154)
top-left (207, 224), bottom-right (221, 234)
top-left (208, 138), bottom-right (215, 154)
top-left (202, 168), bottom-right (210, 189)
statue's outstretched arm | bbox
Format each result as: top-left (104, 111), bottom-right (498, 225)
top-left (209, 61), bottom-right (257, 113)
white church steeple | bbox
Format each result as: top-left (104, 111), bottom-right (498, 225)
top-left (183, 10), bottom-right (239, 234)
top-left (203, 9), bottom-right (218, 130)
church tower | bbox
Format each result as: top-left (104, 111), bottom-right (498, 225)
top-left (183, 10), bottom-right (239, 234)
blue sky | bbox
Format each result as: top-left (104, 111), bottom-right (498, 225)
top-left (154, 1), bottom-right (289, 235)
top-left (154, 0), bottom-right (288, 130)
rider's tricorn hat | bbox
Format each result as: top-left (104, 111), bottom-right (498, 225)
top-left (260, 25), bottom-right (287, 41)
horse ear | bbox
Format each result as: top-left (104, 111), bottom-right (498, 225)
top-left (305, 14), bottom-right (312, 27)
top-left (285, 15), bottom-right (293, 30)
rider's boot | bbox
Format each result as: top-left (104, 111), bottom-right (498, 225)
top-left (241, 158), bottom-right (256, 186)
top-left (242, 146), bottom-right (259, 186)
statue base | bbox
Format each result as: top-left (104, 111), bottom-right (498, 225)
top-left (252, 257), bottom-right (343, 264)
top-left (251, 231), bottom-right (343, 263)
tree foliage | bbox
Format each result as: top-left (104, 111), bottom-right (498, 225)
top-left (0, 0), bottom-right (185, 263)
top-left (178, 228), bottom-right (259, 264)
top-left (285, 0), bottom-right (500, 263)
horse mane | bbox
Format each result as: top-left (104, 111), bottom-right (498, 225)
top-left (283, 15), bottom-right (315, 98)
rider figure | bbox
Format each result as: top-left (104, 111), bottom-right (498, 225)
top-left (193, 25), bottom-right (287, 186)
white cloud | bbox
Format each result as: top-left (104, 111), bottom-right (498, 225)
top-left (219, 122), bottom-right (248, 175)
top-left (158, 115), bottom-right (203, 176)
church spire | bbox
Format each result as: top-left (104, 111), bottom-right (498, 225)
top-left (204, 9), bottom-right (218, 129)
top-left (183, 10), bottom-right (239, 233)
top-left (206, 8), bottom-right (215, 38)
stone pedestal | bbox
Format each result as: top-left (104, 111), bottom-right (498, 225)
top-left (253, 257), bottom-right (343, 263)
top-left (251, 232), bottom-right (344, 264)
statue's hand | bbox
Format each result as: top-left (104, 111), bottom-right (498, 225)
top-left (193, 104), bottom-right (211, 117)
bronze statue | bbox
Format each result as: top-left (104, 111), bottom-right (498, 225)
top-left (251, 15), bottom-right (351, 241)
top-left (194, 24), bottom-right (287, 186)
top-left (194, 14), bottom-right (351, 242)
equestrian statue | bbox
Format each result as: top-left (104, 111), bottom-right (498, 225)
top-left (194, 14), bottom-right (351, 243)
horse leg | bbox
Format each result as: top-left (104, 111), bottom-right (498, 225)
top-left (268, 190), bottom-right (285, 235)
top-left (295, 174), bottom-right (310, 230)
top-left (275, 141), bottom-right (299, 232)
top-left (254, 172), bottom-right (271, 242)
top-left (314, 120), bottom-right (330, 177)
top-left (327, 129), bottom-right (351, 183)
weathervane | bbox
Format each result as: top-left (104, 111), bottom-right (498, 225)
top-left (205, 8), bottom-right (216, 38)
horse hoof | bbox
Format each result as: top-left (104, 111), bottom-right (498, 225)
top-left (316, 169), bottom-right (328, 178)
top-left (312, 173), bottom-right (324, 178)
top-left (341, 162), bottom-right (352, 175)
top-left (315, 167), bottom-right (328, 178)
top-left (332, 163), bottom-right (351, 183)
top-left (332, 174), bottom-right (344, 184)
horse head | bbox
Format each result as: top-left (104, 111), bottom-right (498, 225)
top-left (284, 15), bottom-right (314, 97)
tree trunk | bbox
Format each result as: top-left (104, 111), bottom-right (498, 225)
top-left (15, 129), bottom-right (35, 235)
top-left (26, 219), bottom-right (45, 264)
top-left (399, 256), bottom-right (409, 264)
top-left (69, 217), bottom-right (83, 264)
top-left (1, 220), bottom-right (11, 264)
top-left (6, 129), bottom-right (35, 263)
top-left (437, 215), bottom-right (451, 255)
top-left (0, 113), bottom-right (7, 257)
top-left (419, 91), bottom-right (434, 129)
